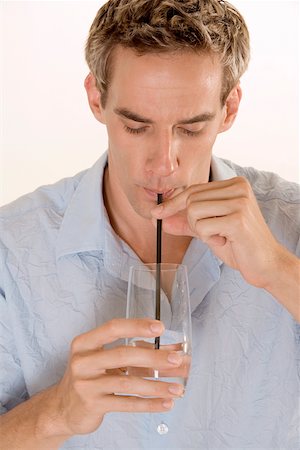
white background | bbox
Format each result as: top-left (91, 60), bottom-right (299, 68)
top-left (1, 0), bottom-right (299, 206)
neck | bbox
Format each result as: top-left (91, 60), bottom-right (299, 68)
top-left (103, 167), bottom-right (191, 264)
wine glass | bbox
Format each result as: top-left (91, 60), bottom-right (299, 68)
top-left (126, 263), bottom-right (192, 433)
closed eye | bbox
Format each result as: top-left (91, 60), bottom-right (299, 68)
top-left (124, 125), bottom-right (147, 135)
top-left (180, 128), bottom-right (202, 137)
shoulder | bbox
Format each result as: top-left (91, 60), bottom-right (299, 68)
top-left (0, 169), bottom-right (87, 220)
top-left (0, 169), bottom-right (87, 248)
top-left (222, 159), bottom-right (299, 204)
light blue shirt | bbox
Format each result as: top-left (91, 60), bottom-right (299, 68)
top-left (0, 153), bottom-right (299, 449)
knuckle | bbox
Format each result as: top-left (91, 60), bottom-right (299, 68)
top-left (236, 196), bottom-right (248, 210)
top-left (186, 191), bottom-right (198, 208)
top-left (186, 195), bottom-right (192, 209)
top-left (194, 220), bottom-right (205, 238)
top-left (70, 335), bottom-right (81, 354)
top-left (236, 176), bottom-right (251, 195)
top-left (73, 379), bottom-right (98, 411)
top-left (186, 202), bottom-right (199, 224)
top-left (70, 354), bottom-right (83, 377)
top-left (73, 378), bottom-right (87, 395)
top-left (187, 200), bottom-right (197, 214)
top-left (107, 318), bottom-right (121, 337)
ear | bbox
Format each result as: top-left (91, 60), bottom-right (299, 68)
top-left (219, 83), bottom-right (242, 133)
top-left (84, 73), bottom-right (106, 124)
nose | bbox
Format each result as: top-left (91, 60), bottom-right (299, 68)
top-left (145, 130), bottom-right (179, 177)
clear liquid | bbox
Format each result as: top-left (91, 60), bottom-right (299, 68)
top-left (126, 336), bottom-right (191, 390)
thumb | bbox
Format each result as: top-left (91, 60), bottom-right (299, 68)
top-left (206, 235), bottom-right (227, 247)
top-left (162, 215), bottom-right (195, 237)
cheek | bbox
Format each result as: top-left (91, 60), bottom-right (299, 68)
top-left (195, 124), bottom-right (221, 151)
top-left (106, 126), bottom-right (144, 176)
top-left (106, 123), bottom-right (123, 150)
top-left (177, 133), bottom-right (215, 182)
top-left (107, 126), bottom-right (128, 165)
top-left (179, 132), bottom-right (214, 161)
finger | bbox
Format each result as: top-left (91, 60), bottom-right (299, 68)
top-left (187, 198), bottom-right (245, 231)
top-left (127, 366), bottom-right (188, 378)
top-left (151, 186), bottom-right (196, 219)
top-left (151, 177), bottom-right (250, 219)
top-left (128, 353), bottom-right (191, 378)
top-left (206, 235), bottom-right (227, 246)
top-left (80, 374), bottom-right (184, 398)
top-left (103, 394), bottom-right (175, 413)
top-left (192, 213), bottom-right (240, 243)
top-left (160, 197), bottom-right (246, 237)
top-left (71, 346), bottom-right (183, 378)
top-left (71, 318), bottom-right (165, 352)
top-left (152, 214), bottom-right (195, 237)
top-left (162, 213), bottom-right (196, 237)
top-left (155, 352), bottom-right (191, 378)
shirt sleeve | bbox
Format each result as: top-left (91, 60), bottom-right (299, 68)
top-left (0, 267), bottom-right (28, 414)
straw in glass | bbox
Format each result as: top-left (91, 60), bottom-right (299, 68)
top-left (155, 193), bottom-right (163, 350)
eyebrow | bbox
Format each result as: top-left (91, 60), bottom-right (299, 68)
top-left (114, 108), bottom-right (215, 125)
top-left (179, 113), bottom-right (216, 124)
top-left (114, 108), bottom-right (154, 124)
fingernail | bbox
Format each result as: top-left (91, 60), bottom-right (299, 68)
top-left (167, 352), bottom-right (183, 365)
top-left (162, 399), bottom-right (174, 409)
top-left (168, 384), bottom-right (184, 396)
top-left (150, 321), bottom-right (163, 334)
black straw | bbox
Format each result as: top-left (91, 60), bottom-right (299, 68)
top-left (155, 193), bottom-right (163, 350)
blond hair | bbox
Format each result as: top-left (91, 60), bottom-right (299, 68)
top-left (85, 0), bottom-right (250, 106)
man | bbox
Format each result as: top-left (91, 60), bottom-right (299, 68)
top-left (0, 0), bottom-right (299, 448)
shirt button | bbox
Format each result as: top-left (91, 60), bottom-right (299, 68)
top-left (157, 422), bottom-right (169, 435)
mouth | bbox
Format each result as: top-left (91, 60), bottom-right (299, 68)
top-left (143, 187), bottom-right (176, 200)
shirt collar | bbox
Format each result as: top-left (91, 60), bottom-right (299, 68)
top-left (55, 152), bottom-right (108, 260)
top-left (210, 155), bottom-right (236, 181)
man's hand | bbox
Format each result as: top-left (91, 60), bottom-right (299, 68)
top-left (53, 318), bottom-right (184, 437)
top-left (151, 177), bottom-right (300, 322)
top-left (152, 177), bottom-right (282, 288)
top-left (0, 318), bottom-right (185, 449)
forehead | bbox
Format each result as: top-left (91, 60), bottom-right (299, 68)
top-left (106, 46), bottom-right (223, 116)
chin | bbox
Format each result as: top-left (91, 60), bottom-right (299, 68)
top-left (134, 205), bottom-right (153, 220)
top-left (130, 199), bottom-right (154, 221)
top-left (124, 186), bottom-right (157, 220)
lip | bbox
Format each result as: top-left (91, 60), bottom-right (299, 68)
top-left (143, 188), bottom-right (175, 200)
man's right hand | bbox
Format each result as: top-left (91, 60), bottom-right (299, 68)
top-left (52, 318), bottom-right (184, 437)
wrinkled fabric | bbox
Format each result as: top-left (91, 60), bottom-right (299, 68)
top-left (0, 152), bottom-right (299, 449)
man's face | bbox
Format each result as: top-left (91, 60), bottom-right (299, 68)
top-left (100, 47), bottom-right (227, 219)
